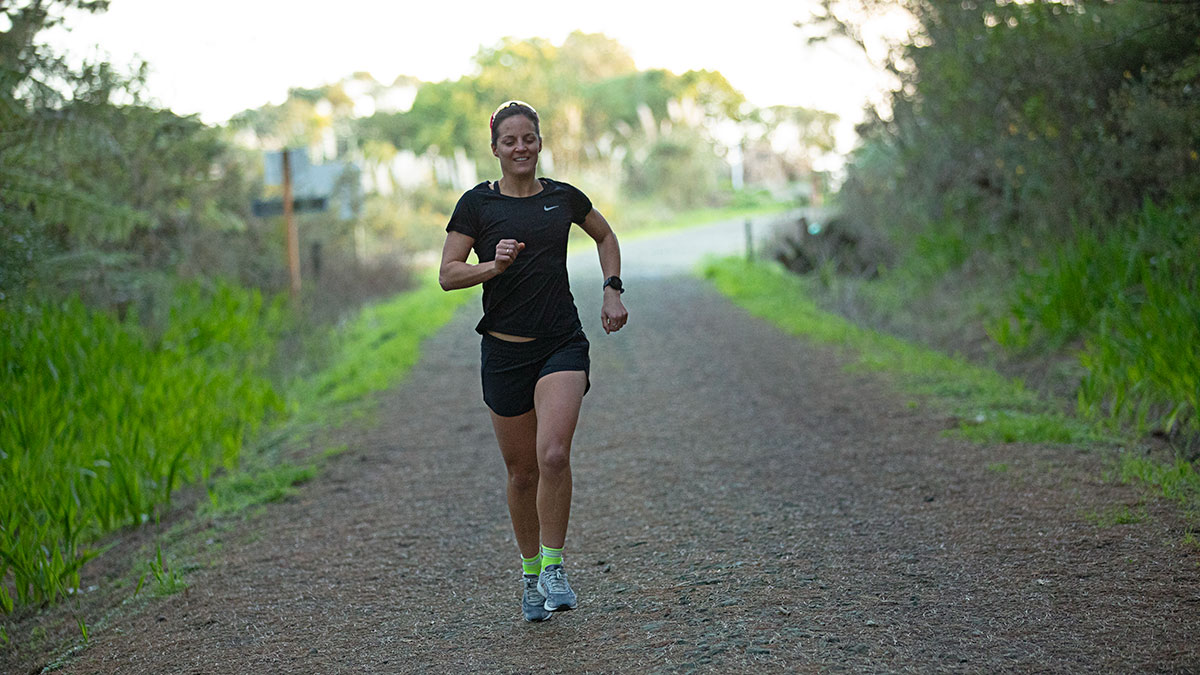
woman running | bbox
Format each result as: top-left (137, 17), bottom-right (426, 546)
top-left (438, 100), bottom-right (628, 622)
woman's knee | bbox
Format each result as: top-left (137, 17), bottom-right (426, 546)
top-left (538, 443), bottom-right (571, 475)
top-left (507, 465), bottom-right (539, 492)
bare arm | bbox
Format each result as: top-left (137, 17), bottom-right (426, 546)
top-left (438, 231), bottom-right (524, 291)
top-left (579, 208), bottom-right (629, 334)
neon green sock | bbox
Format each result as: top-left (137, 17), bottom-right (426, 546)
top-left (540, 545), bottom-right (563, 570)
top-left (522, 554), bottom-right (541, 577)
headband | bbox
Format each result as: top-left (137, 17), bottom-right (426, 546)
top-left (489, 100), bottom-right (538, 131)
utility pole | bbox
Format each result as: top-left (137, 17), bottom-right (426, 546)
top-left (282, 149), bottom-right (301, 300)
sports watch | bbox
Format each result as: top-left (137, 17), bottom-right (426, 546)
top-left (603, 276), bottom-right (624, 294)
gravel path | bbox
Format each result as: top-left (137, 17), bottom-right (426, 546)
top-left (35, 268), bottom-right (1197, 674)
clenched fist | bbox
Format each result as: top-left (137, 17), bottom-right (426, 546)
top-left (494, 239), bottom-right (525, 273)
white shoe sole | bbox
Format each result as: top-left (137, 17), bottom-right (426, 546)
top-left (543, 599), bottom-right (577, 612)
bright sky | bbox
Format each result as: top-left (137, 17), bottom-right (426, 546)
top-left (44, 0), bottom-right (903, 151)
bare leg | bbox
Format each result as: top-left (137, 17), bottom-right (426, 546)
top-left (490, 408), bottom-right (541, 559)
top-left (532, 370), bottom-right (588, 550)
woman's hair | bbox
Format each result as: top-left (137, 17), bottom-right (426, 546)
top-left (490, 102), bottom-right (540, 146)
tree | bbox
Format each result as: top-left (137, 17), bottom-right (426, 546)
top-left (1, 0), bottom-right (132, 297)
top-left (2, 1), bottom-right (271, 302)
top-left (813, 0), bottom-right (1200, 244)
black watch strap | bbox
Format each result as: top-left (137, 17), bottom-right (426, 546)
top-left (603, 275), bottom-right (624, 294)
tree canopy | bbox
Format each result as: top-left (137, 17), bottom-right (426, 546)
top-left (3, 19), bottom-right (835, 301)
top-left (815, 0), bottom-right (1200, 243)
top-left (352, 31), bottom-right (754, 178)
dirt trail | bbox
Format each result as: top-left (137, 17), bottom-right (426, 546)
top-left (32, 276), bottom-right (1200, 673)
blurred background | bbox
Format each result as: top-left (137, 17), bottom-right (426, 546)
top-left (7, 0), bottom-right (906, 315)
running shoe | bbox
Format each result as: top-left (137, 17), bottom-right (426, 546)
top-left (522, 576), bottom-right (552, 622)
top-left (537, 564), bottom-right (578, 612)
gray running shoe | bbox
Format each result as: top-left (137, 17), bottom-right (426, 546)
top-left (522, 576), bottom-right (552, 622)
top-left (537, 564), bottom-right (578, 612)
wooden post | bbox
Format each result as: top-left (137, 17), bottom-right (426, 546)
top-left (282, 149), bottom-right (301, 300)
top-left (744, 218), bottom-right (754, 262)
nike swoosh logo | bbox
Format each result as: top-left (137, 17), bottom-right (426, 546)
top-left (544, 205), bottom-right (560, 211)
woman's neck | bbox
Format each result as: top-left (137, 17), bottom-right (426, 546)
top-left (496, 175), bottom-right (542, 197)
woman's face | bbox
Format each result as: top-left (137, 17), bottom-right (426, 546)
top-left (491, 114), bottom-right (541, 178)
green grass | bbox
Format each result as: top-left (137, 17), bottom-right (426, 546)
top-left (0, 273), bottom-right (472, 616)
top-left (701, 257), bottom-right (1100, 445)
top-left (1084, 503), bottom-right (1149, 527)
top-left (200, 274), bottom-right (472, 521)
top-left (132, 543), bottom-right (189, 599)
top-left (1117, 455), bottom-right (1200, 509)
top-left (321, 443), bottom-right (350, 460)
top-left (204, 462), bottom-right (318, 518)
top-left (993, 200), bottom-right (1200, 440)
top-left (701, 256), bottom-right (1200, 520)
top-left (289, 273), bottom-right (474, 418)
top-left (0, 282), bottom-right (286, 611)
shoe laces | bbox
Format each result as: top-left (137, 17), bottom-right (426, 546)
top-left (543, 567), bottom-right (570, 595)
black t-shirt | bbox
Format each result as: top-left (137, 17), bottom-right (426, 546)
top-left (446, 177), bottom-right (593, 338)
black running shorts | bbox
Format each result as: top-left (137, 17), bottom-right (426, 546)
top-left (480, 329), bottom-right (590, 417)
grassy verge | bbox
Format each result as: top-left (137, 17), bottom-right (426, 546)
top-left (207, 273), bottom-right (474, 517)
top-left (992, 200), bottom-right (1199, 442)
top-left (291, 274), bottom-right (473, 418)
top-left (0, 283), bottom-right (287, 612)
top-left (700, 257), bottom-right (1200, 522)
top-left (0, 274), bottom-right (473, 655)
